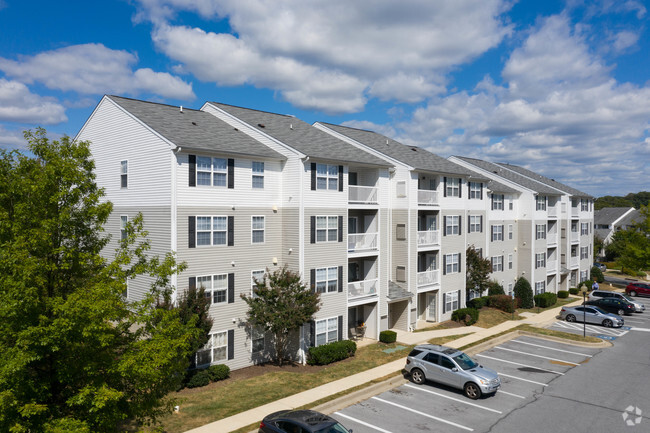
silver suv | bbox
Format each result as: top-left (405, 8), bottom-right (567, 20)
top-left (405, 344), bottom-right (500, 399)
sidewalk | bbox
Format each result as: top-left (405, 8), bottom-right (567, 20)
top-left (185, 300), bottom-right (583, 433)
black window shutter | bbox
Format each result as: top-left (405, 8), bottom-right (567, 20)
top-left (188, 216), bottom-right (196, 248)
top-left (443, 177), bottom-right (447, 197)
top-left (228, 273), bottom-right (235, 303)
top-left (227, 216), bottom-right (234, 246)
top-left (227, 158), bottom-right (234, 189)
top-left (480, 183), bottom-right (483, 200)
top-left (227, 329), bottom-right (234, 360)
top-left (443, 255), bottom-right (447, 275)
top-left (480, 215), bottom-right (483, 232)
top-left (443, 293), bottom-right (447, 313)
top-left (338, 266), bottom-right (343, 292)
top-left (310, 268), bottom-right (316, 293)
top-left (491, 195), bottom-right (494, 210)
top-left (189, 277), bottom-right (196, 290)
top-left (188, 155), bottom-right (196, 187)
top-left (443, 216), bottom-right (447, 236)
top-left (310, 321), bottom-right (315, 347)
top-left (458, 179), bottom-right (462, 198)
top-left (311, 163), bottom-right (316, 190)
top-left (491, 225), bottom-right (494, 241)
top-left (338, 165), bottom-right (343, 192)
top-left (468, 181), bottom-right (471, 198)
top-left (457, 290), bottom-right (461, 308)
top-left (338, 315), bottom-right (343, 341)
top-left (310, 216), bottom-right (316, 243)
top-left (338, 216), bottom-right (343, 242)
top-left (458, 215), bottom-right (462, 235)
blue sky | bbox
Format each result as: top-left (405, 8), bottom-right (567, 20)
top-left (1, 0), bottom-right (649, 197)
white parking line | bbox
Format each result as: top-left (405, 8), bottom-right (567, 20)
top-left (497, 372), bottom-right (548, 387)
top-left (493, 347), bottom-right (580, 366)
top-left (372, 397), bottom-right (474, 431)
top-left (497, 389), bottom-right (526, 399)
top-left (552, 321), bottom-right (626, 336)
top-left (510, 339), bottom-right (593, 357)
top-left (335, 412), bottom-right (394, 433)
top-left (630, 327), bottom-right (650, 332)
top-left (404, 384), bottom-right (502, 414)
top-left (476, 354), bottom-right (564, 375)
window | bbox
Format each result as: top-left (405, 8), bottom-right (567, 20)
top-left (491, 256), bottom-right (504, 272)
top-left (252, 216), bottom-right (265, 244)
top-left (581, 223), bottom-right (589, 236)
top-left (491, 225), bottom-right (503, 242)
top-left (535, 281), bottom-right (546, 295)
top-left (120, 215), bottom-right (128, 241)
top-left (396, 265), bottom-right (406, 282)
top-left (580, 270), bottom-right (588, 281)
top-left (469, 182), bottom-right (482, 199)
top-left (251, 269), bottom-right (265, 297)
top-left (120, 160), bottom-right (128, 188)
top-left (316, 216), bottom-right (338, 242)
top-left (252, 161), bottom-right (264, 188)
top-left (445, 253), bottom-right (460, 274)
top-left (444, 291), bottom-right (459, 312)
top-left (197, 274), bottom-right (227, 304)
top-left (507, 283), bottom-right (513, 296)
top-left (509, 201), bottom-right (513, 210)
top-left (445, 215), bottom-right (460, 235)
top-left (196, 331), bottom-right (227, 366)
top-left (536, 253), bottom-right (546, 268)
top-left (508, 224), bottom-right (513, 240)
top-left (445, 177), bottom-right (460, 197)
top-left (315, 267), bottom-right (338, 294)
top-left (197, 216), bottom-right (227, 246)
top-left (315, 317), bottom-right (338, 346)
top-left (536, 224), bottom-right (547, 240)
top-left (252, 327), bottom-right (264, 353)
top-left (571, 221), bottom-right (578, 232)
top-left (396, 181), bottom-right (406, 197)
top-left (581, 199), bottom-right (589, 211)
top-left (469, 215), bottom-right (482, 233)
top-left (508, 254), bottom-right (513, 270)
top-left (580, 246), bottom-right (588, 259)
top-left (536, 196), bottom-right (546, 211)
top-left (197, 156), bottom-right (227, 187)
top-left (396, 224), bottom-right (406, 240)
top-left (492, 194), bottom-right (504, 210)
top-left (316, 164), bottom-right (339, 190)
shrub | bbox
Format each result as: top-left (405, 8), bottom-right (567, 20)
top-left (569, 288), bottom-right (579, 295)
top-left (533, 292), bottom-right (557, 308)
top-left (467, 296), bottom-right (489, 309)
top-left (451, 308), bottom-right (479, 326)
top-left (185, 369), bottom-right (211, 388)
top-left (307, 340), bottom-right (357, 365)
top-left (488, 294), bottom-right (517, 313)
top-left (557, 290), bottom-right (569, 299)
top-left (590, 266), bottom-right (604, 283)
top-left (208, 364), bottom-right (230, 382)
top-left (487, 281), bottom-right (505, 296)
top-left (379, 330), bottom-right (397, 344)
top-left (514, 277), bottom-right (534, 308)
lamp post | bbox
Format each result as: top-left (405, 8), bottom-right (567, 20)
top-left (579, 284), bottom-right (588, 337)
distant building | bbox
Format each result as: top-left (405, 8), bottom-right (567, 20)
top-left (594, 207), bottom-right (641, 257)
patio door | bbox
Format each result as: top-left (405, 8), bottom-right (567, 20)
top-left (426, 293), bottom-right (437, 321)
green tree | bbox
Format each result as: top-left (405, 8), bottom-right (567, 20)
top-left (616, 205), bottom-right (650, 272)
top-left (241, 266), bottom-right (320, 366)
top-left (465, 246), bottom-right (492, 301)
top-left (487, 280), bottom-right (505, 296)
top-left (590, 266), bottom-right (605, 283)
top-left (0, 129), bottom-right (202, 432)
top-left (513, 276), bottom-right (534, 308)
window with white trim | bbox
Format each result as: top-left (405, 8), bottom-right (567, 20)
top-left (316, 164), bottom-right (339, 190)
top-left (316, 216), bottom-right (338, 242)
top-left (580, 223), bottom-right (589, 236)
top-left (580, 270), bottom-right (588, 281)
top-left (580, 246), bottom-right (588, 259)
top-left (251, 269), bottom-right (265, 297)
top-left (444, 291), bottom-right (459, 312)
top-left (197, 274), bottom-right (227, 304)
top-left (491, 255), bottom-right (504, 272)
top-left (536, 224), bottom-right (547, 240)
top-left (492, 194), bottom-right (504, 210)
top-left (445, 215), bottom-right (460, 235)
top-left (536, 252), bottom-right (546, 268)
top-left (197, 156), bottom-right (227, 187)
top-left (535, 281), bottom-right (546, 295)
top-left (445, 253), bottom-right (460, 274)
top-left (469, 182), bottom-right (482, 199)
top-left (252, 161), bottom-right (264, 188)
top-left (491, 225), bottom-right (504, 241)
top-left (581, 199), bottom-right (589, 211)
top-left (120, 160), bottom-right (128, 188)
top-left (252, 327), bottom-right (264, 353)
top-left (469, 215), bottom-right (482, 233)
top-left (508, 254), bottom-right (513, 270)
top-left (197, 216), bottom-right (227, 246)
top-left (507, 283), bottom-right (513, 296)
top-left (120, 215), bottom-right (128, 241)
top-left (315, 317), bottom-right (338, 346)
top-left (196, 331), bottom-right (227, 366)
top-left (536, 196), bottom-right (546, 211)
top-left (252, 216), bottom-right (265, 244)
top-left (446, 177), bottom-right (460, 197)
top-left (316, 267), bottom-right (338, 294)
top-left (508, 224), bottom-right (513, 240)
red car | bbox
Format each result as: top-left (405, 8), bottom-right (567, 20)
top-left (626, 282), bottom-right (650, 297)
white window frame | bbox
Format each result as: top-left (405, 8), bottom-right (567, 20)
top-left (508, 253), bottom-right (513, 270)
top-left (507, 283), bottom-right (514, 297)
top-left (491, 255), bottom-right (504, 272)
top-left (251, 326), bottom-right (265, 354)
top-left (492, 194), bottom-right (504, 210)
top-left (197, 156), bottom-right (227, 187)
top-left (251, 269), bottom-right (265, 297)
top-left (536, 224), bottom-right (547, 240)
top-left (444, 291), bottom-right (459, 312)
top-left (315, 317), bottom-right (338, 346)
top-left (580, 223), bottom-right (589, 236)
top-left (536, 252), bottom-right (546, 268)
top-left (580, 246), bottom-right (588, 260)
top-left (196, 331), bottom-right (227, 366)
top-left (120, 160), bottom-right (128, 189)
top-left (469, 182), bottom-right (481, 199)
top-left (445, 215), bottom-right (460, 235)
top-left (252, 161), bottom-right (264, 189)
top-left (315, 266), bottom-right (338, 294)
top-left (252, 216), bottom-right (265, 244)
top-left (446, 177), bottom-right (460, 197)
top-left (535, 281), bottom-right (546, 295)
top-left (316, 163), bottom-right (339, 190)
top-left (469, 215), bottom-right (482, 233)
top-left (508, 224), bottom-right (513, 240)
top-left (196, 216), bottom-right (227, 246)
top-left (581, 199), bottom-right (589, 211)
top-left (316, 215), bottom-right (338, 242)
top-left (197, 273), bottom-right (228, 304)
top-left (445, 253), bottom-right (460, 274)
top-left (491, 225), bottom-right (503, 241)
top-left (536, 196), bottom-right (546, 211)
top-left (120, 215), bottom-right (128, 241)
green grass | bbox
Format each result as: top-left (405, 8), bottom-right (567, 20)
top-left (517, 296), bottom-right (576, 314)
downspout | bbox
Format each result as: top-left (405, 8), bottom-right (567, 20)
top-left (298, 156), bottom-right (308, 364)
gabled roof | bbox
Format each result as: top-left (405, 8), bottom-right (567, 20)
top-left (108, 96), bottom-right (284, 160)
top-left (318, 123), bottom-right (477, 177)
top-left (207, 103), bottom-right (390, 167)
top-left (594, 207), bottom-right (635, 225)
top-left (496, 162), bottom-right (592, 198)
top-left (618, 209), bottom-right (642, 227)
top-left (454, 156), bottom-right (562, 195)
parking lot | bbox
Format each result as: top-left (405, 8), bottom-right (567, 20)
top-left (331, 335), bottom-right (602, 433)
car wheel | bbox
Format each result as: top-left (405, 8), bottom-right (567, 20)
top-left (566, 314), bottom-right (576, 322)
top-left (464, 382), bottom-right (482, 400)
top-left (617, 309), bottom-right (624, 316)
top-left (410, 368), bottom-right (425, 385)
top-left (629, 291), bottom-right (637, 297)
top-left (603, 319), bottom-right (613, 327)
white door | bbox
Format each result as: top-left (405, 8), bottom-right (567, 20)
top-left (426, 293), bottom-right (437, 321)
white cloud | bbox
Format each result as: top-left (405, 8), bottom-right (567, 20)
top-left (0, 125), bottom-right (29, 151)
top-left (0, 79), bottom-right (67, 124)
top-left (0, 43), bottom-right (195, 100)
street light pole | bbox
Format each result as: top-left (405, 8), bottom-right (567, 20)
top-left (583, 290), bottom-right (586, 338)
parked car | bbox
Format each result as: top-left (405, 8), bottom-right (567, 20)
top-left (626, 281), bottom-right (650, 297)
top-left (559, 306), bottom-right (624, 328)
top-left (405, 344), bottom-right (500, 400)
top-left (593, 262), bottom-right (607, 272)
top-left (588, 290), bottom-right (645, 312)
top-left (585, 298), bottom-right (636, 316)
top-left (258, 410), bottom-right (351, 433)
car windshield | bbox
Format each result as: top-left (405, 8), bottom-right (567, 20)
top-left (453, 352), bottom-right (478, 370)
top-left (315, 423), bottom-right (349, 433)
top-left (621, 295), bottom-right (635, 303)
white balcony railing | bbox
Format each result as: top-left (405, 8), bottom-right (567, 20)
top-left (348, 278), bottom-right (378, 299)
top-left (570, 231), bottom-right (579, 242)
top-left (548, 206), bottom-right (558, 218)
top-left (571, 207), bottom-right (579, 217)
top-left (418, 190), bottom-right (439, 206)
top-left (417, 230), bottom-right (440, 247)
top-left (546, 259), bottom-right (557, 272)
top-left (349, 185), bottom-right (378, 204)
top-left (547, 233), bottom-right (557, 245)
top-left (417, 269), bottom-right (440, 288)
top-left (570, 256), bottom-right (579, 268)
top-left (348, 232), bottom-right (378, 253)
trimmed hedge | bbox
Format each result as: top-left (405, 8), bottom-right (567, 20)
top-left (451, 307), bottom-right (479, 326)
top-left (514, 277), bottom-right (534, 308)
top-left (569, 288), bottom-right (579, 295)
top-left (185, 369), bottom-right (211, 388)
top-left (379, 330), bottom-right (397, 344)
top-left (307, 340), bottom-right (356, 365)
top-left (533, 292), bottom-right (557, 308)
top-left (488, 294), bottom-right (517, 313)
top-left (487, 281), bottom-right (505, 296)
top-left (557, 290), bottom-right (569, 299)
top-left (467, 296), bottom-right (489, 309)
top-left (208, 364), bottom-right (230, 382)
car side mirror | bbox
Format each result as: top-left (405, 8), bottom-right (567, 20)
top-left (452, 367), bottom-right (458, 372)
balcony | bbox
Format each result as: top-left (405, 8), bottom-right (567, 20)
top-left (417, 269), bottom-right (440, 289)
top-left (547, 232), bottom-right (557, 245)
top-left (571, 207), bottom-right (579, 217)
top-left (570, 231), bottom-right (579, 242)
top-left (417, 230), bottom-right (440, 248)
top-left (546, 259), bottom-right (557, 272)
top-left (349, 185), bottom-right (378, 204)
top-left (570, 256), bottom-right (579, 268)
top-left (348, 232), bottom-right (378, 253)
top-left (548, 206), bottom-right (558, 218)
top-left (418, 190), bottom-right (439, 206)
top-left (348, 278), bottom-right (378, 299)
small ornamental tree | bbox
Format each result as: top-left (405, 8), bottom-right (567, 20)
top-left (466, 245), bottom-right (492, 301)
top-left (513, 276), bottom-right (534, 308)
top-left (590, 265), bottom-right (605, 283)
top-left (241, 266), bottom-right (320, 366)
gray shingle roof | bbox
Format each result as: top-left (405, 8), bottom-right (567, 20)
top-left (208, 103), bottom-right (390, 167)
top-left (618, 209), bottom-right (642, 227)
top-left (108, 96), bottom-right (284, 160)
top-left (318, 123), bottom-right (478, 177)
top-left (454, 156), bottom-right (563, 195)
top-left (496, 162), bottom-right (592, 198)
top-left (594, 207), bottom-right (634, 225)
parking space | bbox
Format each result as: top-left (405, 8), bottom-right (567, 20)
top-left (332, 336), bottom-right (602, 433)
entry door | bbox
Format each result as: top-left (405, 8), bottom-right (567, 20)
top-left (426, 293), bottom-right (437, 321)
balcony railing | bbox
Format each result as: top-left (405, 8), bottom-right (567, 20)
top-left (571, 207), bottom-right (579, 217)
top-left (348, 278), bottom-right (378, 299)
top-left (348, 232), bottom-right (378, 253)
top-left (570, 231), bottom-right (579, 242)
top-left (349, 185), bottom-right (378, 204)
top-left (418, 189), bottom-right (439, 206)
top-left (417, 230), bottom-right (440, 247)
top-left (547, 233), bottom-right (557, 245)
top-left (417, 269), bottom-right (440, 288)
top-left (546, 259), bottom-right (557, 271)
top-left (548, 206), bottom-right (558, 217)
top-left (570, 256), bottom-right (579, 268)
